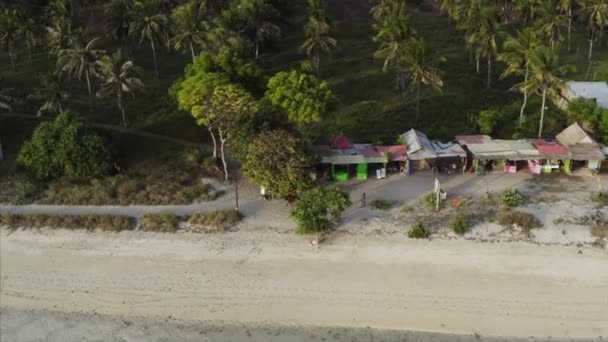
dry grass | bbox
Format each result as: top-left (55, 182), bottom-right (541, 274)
top-left (139, 213), bottom-right (180, 233)
top-left (496, 210), bottom-right (542, 234)
top-left (188, 210), bottom-right (242, 233)
top-left (591, 224), bottom-right (608, 239)
top-left (0, 214), bottom-right (136, 232)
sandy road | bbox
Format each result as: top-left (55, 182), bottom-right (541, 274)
top-left (1, 228), bottom-right (607, 339)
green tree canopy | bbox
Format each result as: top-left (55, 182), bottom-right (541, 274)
top-left (290, 186), bottom-right (351, 234)
top-left (243, 129), bottom-right (312, 201)
top-left (264, 70), bottom-right (333, 127)
top-left (17, 111), bottom-right (113, 181)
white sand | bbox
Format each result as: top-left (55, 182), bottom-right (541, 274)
top-left (1, 227), bottom-right (607, 340)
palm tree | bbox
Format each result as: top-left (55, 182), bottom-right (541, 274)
top-left (57, 36), bottom-right (106, 112)
top-left (401, 37), bottom-right (444, 123)
top-left (498, 28), bottom-right (540, 126)
top-left (557, 0), bottom-right (574, 51)
top-left (307, 0), bottom-right (326, 21)
top-left (581, 0), bottom-right (608, 59)
top-left (97, 50), bottom-right (145, 127)
top-left (373, 0), bottom-right (413, 92)
top-left (513, 0), bottom-right (541, 25)
top-left (371, 0), bottom-right (397, 20)
top-left (516, 47), bottom-right (574, 137)
top-left (535, 0), bottom-right (568, 50)
top-left (171, 2), bottom-right (207, 62)
top-left (466, 7), bottom-right (501, 88)
top-left (129, 0), bottom-right (168, 78)
top-left (106, 0), bottom-right (135, 44)
top-left (458, 0), bottom-right (485, 69)
top-left (0, 8), bottom-right (19, 71)
top-left (17, 11), bottom-right (38, 62)
top-left (300, 16), bottom-right (336, 73)
top-left (30, 72), bottom-right (70, 115)
top-left (238, 0), bottom-right (281, 59)
top-left (46, 17), bottom-right (74, 56)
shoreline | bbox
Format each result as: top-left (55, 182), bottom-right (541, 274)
top-left (2, 228), bottom-right (607, 340)
top-left (1, 308), bottom-right (603, 342)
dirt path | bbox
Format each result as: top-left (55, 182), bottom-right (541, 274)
top-left (1, 228), bottom-right (607, 339)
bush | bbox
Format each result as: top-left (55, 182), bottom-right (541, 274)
top-left (449, 216), bottom-right (469, 235)
top-left (188, 210), bottom-right (242, 232)
top-left (496, 210), bottom-right (542, 233)
top-left (17, 112), bottom-right (113, 181)
top-left (369, 198), bottom-right (394, 210)
top-left (0, 214), bottom-right (136, 231)
top-left (591, 224), bottom-right (608, 239)
top-left (499, 189), bottom-right (526, 208)
top-left (139, 213), bottom-right (179, 233)
top-left (420, 192), bottom-right (438, 210)
top-left (407, 221), bottom-right (431, 239)
top-left (290, 187), bottom-right (351, 234)
top-left (591, 192), bottom-right (608, 207)
top-left (0, 174), bottom-right (40, 204)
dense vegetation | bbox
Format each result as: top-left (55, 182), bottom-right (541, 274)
top-left (1, 0), bottom-right (607, 208)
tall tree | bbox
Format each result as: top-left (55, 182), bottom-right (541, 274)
top-left (300, 16), bottom-right (336, 73)
top-left (30, 72), bottom-right (70, 116)
top-left (498, 28), bottom-right (540, 126)
top-left (513, 0), bottom-right (541, 25)
top-left (106, 0), bottom-right (135, 44)
top-left (557, 0), bottom-right (574, 51)
top-left (516, 47), bottom-right (574, 137)
top-left (97, 50), bottom-right (145, 127)
top-left (306, 0), bottom-right (326, 21)
top-left (46, 17), bottom-right (74, 56)
top-left (129, 0), bottom-right (168, 78)
top-left (370, 0), bottom-right (397, 20)
top-left (0, 8), bottom-right (19, 70)
top-left (535, 0), bottom-right (568, 50)
top-left (581, 0), bottom-right (608, 59)
top-left (193, 84), bottom-right (258, 181)
top-left (17, 10), bottom-right (39, 62)
top-left (57, 36), bottom-right (106, 112)
top-left (401, 37), bottom-right (444, 123)
top-left (237, 0), bottom-right (281, 59)
top-left (466, 7), bottom-right (501, 88)
top-left (372, 0), bottom-right (413, 93)
top-left (171, 2), bottom-right (207, 62)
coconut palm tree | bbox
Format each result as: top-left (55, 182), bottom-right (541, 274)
top-left (171, 2), bottom-right (207, 62)
top-left (498, 28), bottom-right (540, 126)
top-left (581, 0), bottom-right (608, 59)
top-left (516, 47), bottom-right (574, 137)
top-left (557, 0), bottom-right (574, 51)
top-left (371, 0), bottom-right (397, 20)
top-left (401, 37), bottom-right (444, 123)
top-left (16, 11), bottom-right (39, 62)
top-left (46, 17), bottom-right (74, 56)
top-left (373, 0), bottom-right (413, 92)
top-left (307, 0), bottom-right (326, 21)
top-left (0, 8), bottom-right (19, 71)
top-left (106, 0), bottom-right (135, 44)
top-left (535, 0), bottom-right (568, 50)
top-left (97, 50), bottom-right (145, 127)
top-left (238, 0), bottom-right (281, 59)
top-left (513, 0), bottom-right (541, 25)
top-left (129, 0), bottom-right (168, 78)
top-left (466, 7), bottom-right (502, 88)
top-left (30, 72), bottom-right (70, 116)
top-left (300, 16), bottom-right (336, 73)
top-left (57, 36), bottom-right (106, 112)
top-left (458, 0), bottom-right (485, 69)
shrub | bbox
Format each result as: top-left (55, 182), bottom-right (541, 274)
top-left (290, 187), bottom-right (351, 234)
top-left (591, 192), bottom-right (608, 207)
top-left (400, 206), bottom-right (413, 214)
top-left (188, 210), bottom-right (242, 232)
top-left (0, 214), bottom-right (136, 231)
top-left (449, 216), bottom-right (469, 235)
top-left (499, 189), bottom-right (526, 208)
top-left (407, 221), bottom-right (431, 239)
top-left (0, 174), bottom-right (40, 204)
top-left (369, 198), bottom-right (394, 210)
top-left (496, 210), bottom-right (542, 233)
top-left (591, 224), bottom-right (608, 239)
top-left (420, 191), bottom-right (438, 210)
top-left (17, 111), bottom-right (113, 181)
top-left (139, 213), bottom-right (179, 233)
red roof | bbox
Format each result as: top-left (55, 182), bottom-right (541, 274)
top-left (376, 145), bottom-right (408, 161)
top-left (529, 139), bottom-right (570, 156)
top-left (455, 135), bottom-right (484, 144)
top-left (330, 135), bottom-right (353, 150)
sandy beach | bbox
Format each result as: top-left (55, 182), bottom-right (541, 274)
top-left (1, 226), bottom-right (607, 341)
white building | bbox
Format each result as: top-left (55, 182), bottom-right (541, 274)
top-left (566, 81), bottom-right (608, 109)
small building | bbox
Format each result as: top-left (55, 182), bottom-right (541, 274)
top-left (399, 129), bottom-right (466, 173)
top-left (313, 135), bottom-right (407, 181)
top-left (455, 135), bottom-right (540, 174)
top-left (556, 123), bottom-right (605, 172)
top-left (565, 81), bottom-right (608, 109)
top-left (528, 139), bottom-right (571, 174)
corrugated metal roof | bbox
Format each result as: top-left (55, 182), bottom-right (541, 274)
top-left (457, 136), bottom-right (540, 160)
top-left (567, 81), bottom-right (608, 109)
top-left (399, 129), bottom-right (437, 160)
top-left (529, 139), bottom-right (570, 158)
top-left (431, 141), bottom-right (466, 157)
